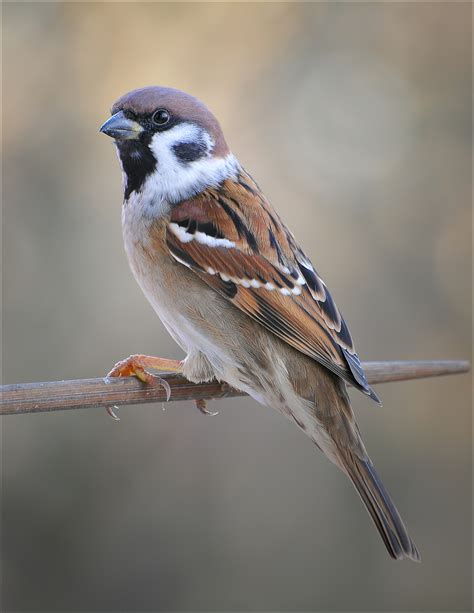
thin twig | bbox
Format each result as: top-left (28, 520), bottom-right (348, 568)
top-left (0, 360), bottom-right (469, 417)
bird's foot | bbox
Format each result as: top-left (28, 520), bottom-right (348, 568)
top-left (105, 354), bottom-right (183, 420)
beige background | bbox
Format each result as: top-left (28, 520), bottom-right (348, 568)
top-left (2, 2), bottom-right (472, 611)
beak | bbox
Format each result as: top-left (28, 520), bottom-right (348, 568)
top-left (99, 110), bottom-right (143, 140)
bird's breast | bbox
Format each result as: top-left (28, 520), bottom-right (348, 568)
top-left (121, 198), bottom-right (226, 358)
top-left (121, 200), bottom-right (178, 335)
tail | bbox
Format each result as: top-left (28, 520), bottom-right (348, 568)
top-left (284, 362), bottom-right (419, 561)
top-left (341, 451), bottom-right (421, 562)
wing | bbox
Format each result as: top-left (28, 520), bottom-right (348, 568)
top-left (166, 170), bottom-right (381, 403)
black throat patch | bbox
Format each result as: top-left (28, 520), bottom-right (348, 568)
top-left (116, 140), bottom-right (157, 201)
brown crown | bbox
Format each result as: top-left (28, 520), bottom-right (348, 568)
top-left (112, 86), bottom-right (229, 157)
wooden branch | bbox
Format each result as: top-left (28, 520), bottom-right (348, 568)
top-left (0, 360), bottom-right (469, 417)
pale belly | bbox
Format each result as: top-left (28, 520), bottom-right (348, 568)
top-left (122, 208), bottom-right (241, 376)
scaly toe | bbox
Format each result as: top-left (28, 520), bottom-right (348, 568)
top-left (107, 355), bottom-right (136, 378)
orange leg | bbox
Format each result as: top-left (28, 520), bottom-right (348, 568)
top-left (106, 354), bottom-right (183, 420)
top-left (105, 354), bottom-right (217, 420)
top-left (107, 354), bottom-right (183, 381)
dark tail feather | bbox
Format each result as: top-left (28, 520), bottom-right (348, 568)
top-left (342, 452), bottom-right (421, 562)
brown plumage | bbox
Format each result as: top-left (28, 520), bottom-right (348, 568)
top-left (167, 171), bottom-right (381, 402)
top-left (100, 86), bottom-right (420, 561)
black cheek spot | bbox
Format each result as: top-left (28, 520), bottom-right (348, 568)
top-left (173, 141), bottom-right (208, 163)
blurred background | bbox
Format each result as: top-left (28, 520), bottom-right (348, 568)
top-left (2, 2), bottom-right (472, 611)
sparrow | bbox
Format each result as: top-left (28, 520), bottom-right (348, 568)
top-left (100, 86), bottom-right (420, 561)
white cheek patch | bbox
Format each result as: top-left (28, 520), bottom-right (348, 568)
top-left (143, 123), bottom-right (240, 205)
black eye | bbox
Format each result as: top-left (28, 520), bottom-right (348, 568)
top-left (152, 108), bottom-right (171, 126)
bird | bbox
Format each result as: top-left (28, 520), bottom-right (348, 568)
top-left (99, 85), bottom-right (420, 562)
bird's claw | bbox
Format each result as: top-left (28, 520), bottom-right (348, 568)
top-left (195, 398), bottom-right (219, 416)
top-left (105, 355), bottom-right (174, 420)
top-left (106, 405), bottom-right (121, 421)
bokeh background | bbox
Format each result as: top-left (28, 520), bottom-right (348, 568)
top-left (2, 2), bottom-right (472, 611)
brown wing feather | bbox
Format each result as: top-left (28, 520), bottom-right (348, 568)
top-left (167, 170), bottom-right (380, 402)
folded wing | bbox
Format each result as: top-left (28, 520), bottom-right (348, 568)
top-left (166, 171), bottom-right (380, 403)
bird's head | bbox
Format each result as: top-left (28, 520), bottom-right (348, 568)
top-left (100, 86), bottom-right (239, 206)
